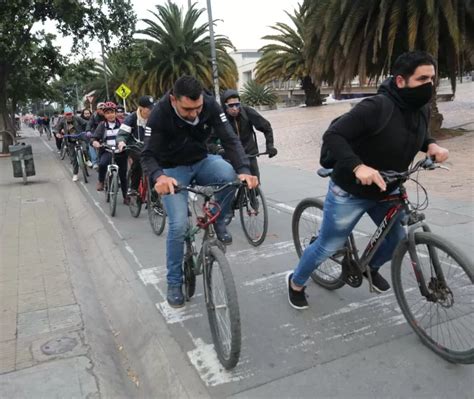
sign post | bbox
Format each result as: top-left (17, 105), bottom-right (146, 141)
top-left (115, 83), bottom-right (132, 113)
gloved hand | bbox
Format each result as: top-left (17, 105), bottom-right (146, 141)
top-left (85, 131), bottom-right (92, 139)
top-left (267, 146), bottom-right (278, 158)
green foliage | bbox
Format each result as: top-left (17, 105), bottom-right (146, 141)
top-left (135, 1), bottom-right (237, 96)
top-left (240, 80), bottom-right (278, 107)
top-left (303, 0), bottom-right (474, 95)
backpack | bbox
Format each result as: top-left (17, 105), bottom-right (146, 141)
top-left (319, 95), bottom-right (395, 169)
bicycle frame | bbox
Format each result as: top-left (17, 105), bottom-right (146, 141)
top-left (348, 183), bottom-right (439, 297)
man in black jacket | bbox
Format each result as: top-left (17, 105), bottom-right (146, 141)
top-left (141, 76), bottom-right (258, 307)
top-left (287, 51), bottom-right (449, 310)
top-left (117, 95), bottom-right (154, 195)
top-left (219, 89), bottom-right (277, 180)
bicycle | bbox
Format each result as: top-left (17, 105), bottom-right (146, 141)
top-left (126, 145), bottom-right (167, 235)
top-left (225, 152), bottom-right (269, 246)
top-left (178, 181), bottom-right (242, 369)
top-left (102, 144), bottom-right (121, 217)
top-left (64, 134), bottom-right (89, 183)
top-left (59, 135), bottom-right (69, 160)
top-left (292, 158), bottom-right (473, 364)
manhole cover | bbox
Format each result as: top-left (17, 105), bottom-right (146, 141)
top-left (41, 337), bottom-right (78, 355)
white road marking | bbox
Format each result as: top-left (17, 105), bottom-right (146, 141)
top-left (156, 301), bottom-right (203, 324)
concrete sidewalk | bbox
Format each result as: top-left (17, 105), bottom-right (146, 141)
top-left (0, 129), bottom-right (134, 398)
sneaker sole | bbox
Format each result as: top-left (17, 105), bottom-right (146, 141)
top-left (286, 272), bottom-right (309, 310)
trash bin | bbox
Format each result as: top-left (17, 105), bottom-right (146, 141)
top-left (9, 143), bottom-right (35, 178)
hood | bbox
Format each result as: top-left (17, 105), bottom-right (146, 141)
top-left (377, 77), bottom-right (407, 109)
top-left (220, 89), bottom-right (240, 109)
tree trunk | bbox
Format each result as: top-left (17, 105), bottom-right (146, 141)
top-left (429, 86), bottom-right (443, 137)
top-left (302, 75), bottom-right (323, 106)
top-left (0, 63), bottom-right (14, 153)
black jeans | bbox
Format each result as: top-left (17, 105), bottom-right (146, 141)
top-left (128, 150), bottom-right (142, 191)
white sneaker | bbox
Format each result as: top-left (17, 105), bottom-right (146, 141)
top-left (72, 174), bottom-right (79, 182)
top-left (86, 160), bottom-right (93, 168)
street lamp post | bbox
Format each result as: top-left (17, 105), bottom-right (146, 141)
top-left (100, 41), bottom-right (110, 101)
top-left (206, 0), bottom-right (220, 103)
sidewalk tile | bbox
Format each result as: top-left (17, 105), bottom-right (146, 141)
top-left (48, 305), bottom-right (82, 332)
top-left (0, 340), bottom-right (16, 373)
top-left (0, 281), bottom-right (18, 298)
top-left (46, 287), bottom-right (75, 308)
top-left (18, 291), bottom-right (48, 313)
top-left (17, 310), bottom-right (50, 339)
top-left (18, 277), bottom-right (44, 296)
top-left (0, 311), bottom-right (17, 342)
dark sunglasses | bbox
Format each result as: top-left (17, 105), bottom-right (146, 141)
top-left (226, 102), bottom-right (241, 109)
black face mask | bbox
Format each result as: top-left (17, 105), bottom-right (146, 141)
top-left (398, 82), bottom-right (433, 109)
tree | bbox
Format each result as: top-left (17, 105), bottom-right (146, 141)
top-left (0, 0), bottom-right (136, 153)
top-left (255, 4), bottom-right (322, 106)
top-left (134, 1), bottom-right (238, 96)
top-left (303, 0), bottom-right (474, 132)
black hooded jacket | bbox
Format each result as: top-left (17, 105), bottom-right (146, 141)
top-left (322, 77), bottom-right (436, 200)
top-left (219, 89), bottom-right (275, 155)
top-left (141, 91), bottom-right (250, 184)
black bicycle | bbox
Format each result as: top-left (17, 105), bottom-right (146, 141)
top-left (179, 181), bottom-right (242, 369)
top-left (225, 152), bottom-right (269, 246)
top-left (102, 144), bottom-right (121, 217)
top-left (64, 134), bottom-right (89, 183)
top-left (292, 158), bottom-right (473, 364)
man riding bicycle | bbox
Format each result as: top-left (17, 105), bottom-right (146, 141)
top-left (141, 76), bottom-right (258, 308)
top-left (54, 107), bottom-right (89, 182)
top-left (116, 95), bottom-right (155, 196)
top-left (287, 51), bottom-right (449, 310)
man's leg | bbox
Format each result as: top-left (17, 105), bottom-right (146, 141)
top-left (161, 165), bottom-right (193, 307)
top-left (129, 151), bottom-right (142, 192)
top-left (116, 154), bottom-right (128, 199)
top-left (249, 157), bottom-right (260, 182)
top-left (98, 151), bottom-right (111, 183)
top-left (68, 142), bottom-right (79, 175)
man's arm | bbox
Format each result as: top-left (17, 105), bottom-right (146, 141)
top-left (116, 113), bottom-right (135, 145)
top-left (210, 103), bottom-right (250, 175)
top-left (141, 110), bottom-right (164, 185)
top-left (322, 97), bottom-right (380, 172)
top-left (246, 107), bottom-right (275, 149)
top-left (91, 122), bottom-right (105, 142)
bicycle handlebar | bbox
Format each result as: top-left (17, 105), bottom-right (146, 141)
top-left (248, 152), bottom-right (269, 158)
top-left (175, 180), bottom-right (243, 198)
top-left (379, 157), bottom-right (449, 185)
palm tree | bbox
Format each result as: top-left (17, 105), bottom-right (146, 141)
top-left (303, 0), bottom-right (474, 132)
top-left (255, 4), bottom-right (322, 106)
top-left (134, 1), bottom-right (238, 97)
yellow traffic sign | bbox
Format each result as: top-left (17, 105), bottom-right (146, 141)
top-left (116, 83), bottom-right (131, 99)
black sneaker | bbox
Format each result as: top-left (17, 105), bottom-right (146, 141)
top-left (214, 222), bottom-right (232, 245)
top-left (167, 285), bottom-right (185, 308)
top-left (286, 272), bottom-right (309, 310)
top-left (363, 269), bottom-right (391, 293)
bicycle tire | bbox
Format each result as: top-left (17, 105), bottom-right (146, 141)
top-left (183, 249), bottom-right (196, 301)
top-left (60, 140), bottom-right (67, 160)
top-left (104, 172), bottom-right (110, 203)
top-left (77, 148), bottom-right (88, 183)
top-left (205, 246), bottom-right (241, 369)
top-left (391, 232), bottom-right (474, 364)
top-left (109, 171), bottom-right (118, 216)
top-left (292, 197), bottom-right (345, 290)
top-left (239, 186), bottom-right (268, 247)
top-left (127, 169), bottom-right (142, 218)
top-left (147, 186), bottom-right (166, 235)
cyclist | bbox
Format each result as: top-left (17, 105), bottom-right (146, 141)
top-left (141, 76), bottom-right (258, 308)
top-left (54, 107), bottom-right (88, 182)
top-left (91, 102), bottom-right (129, 203)
top-left (86, 102), bottom-right (106, 134)
top-left (80, 108), bottom-right (96, 169)
top-left (218, 89), bottom-right (278, 180)
top-left (287, 51), bottom-right (449, 310)
top-left (116, 105), bottom-right (126, 123)
top-left (116, 95), bottom-right (154, 196)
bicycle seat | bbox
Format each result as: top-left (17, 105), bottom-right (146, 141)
top-left (317, 168), bottom-right (333, 178)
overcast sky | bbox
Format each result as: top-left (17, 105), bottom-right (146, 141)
top-left (47, 0), bottom-right (301, 57)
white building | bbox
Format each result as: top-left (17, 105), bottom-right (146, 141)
top-left (229, 49), bottom-right (262, 91)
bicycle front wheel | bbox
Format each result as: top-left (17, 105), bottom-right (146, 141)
top-left (205, 246), bottom-right (241, 369)
top-left (60, 140), bottom-right (67, 160)
top-left (239, 186), bottom-right (268, 246)
top-left (127, 169), bottom-right (142, 218)
top-left (292, 197), bottom-right (345, 290)
top-left (77, 149), bottom-right (88, 183)
top-left (109, 171), bottom-right (118, 217)
top-left (392, 232), bottom-right (474, 364)
top-left (147, 185), bottom-right (166, 235)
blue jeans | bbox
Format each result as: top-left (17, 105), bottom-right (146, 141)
top-left (292, 180), bottom-right (406, 286)
top-left (88, 144), bottom-right (98, 164)
top-left (162, 155), bottom-right (237, 286)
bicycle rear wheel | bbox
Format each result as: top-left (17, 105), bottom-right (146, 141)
top-left (392, 232), bottom-right (474, 364)
top-left (127, 169), bottom-right (142, 217)
top-left (239, 186), bottom-right (268, 246)
top-left (205, 246), bottom-right (241, 369)
top-left (147, 185), bottom-right (166, 235)
top-left (109, 171), bottom-right (118, 216)
top-left (292, 197), bottom-right (345, 290)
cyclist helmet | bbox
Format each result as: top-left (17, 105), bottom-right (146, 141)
top-left (102, 102), bottom-right (117, 112)
top-left (97, 102), bottom-right (106, 110)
